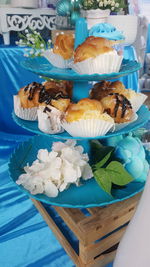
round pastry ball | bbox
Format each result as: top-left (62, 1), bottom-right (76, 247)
top-left (53, 33), bottom-right (74, 60)
top-left (65, 98), bottom-right (104, 123)
top-left (101, 93), bottom-right (134, 123)
top-left (90, 80), bottom-right (113, 101)
top-left (18, 82), bottom-right (44, 109)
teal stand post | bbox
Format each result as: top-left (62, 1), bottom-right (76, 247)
top-left (74, 18), bottom-right (88, 49)
top-left (72, 81), bottom-right (92, 102)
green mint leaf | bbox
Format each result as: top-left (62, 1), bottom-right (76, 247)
top-left (94, 169), bottom-right (112, 196)
top-left (95, 149), bottom-right (114, 169)
top-left (91, 140), bottom-right (114, 167)
top-left (106, 161), bottom-right (134, 186)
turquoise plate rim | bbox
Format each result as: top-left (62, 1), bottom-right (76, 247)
top-left (12, 105), bottom-right (150, 140)
top-left (20, 57), bottom-right (142, 81)
top-left (8, 135), bottom-right (145, 208)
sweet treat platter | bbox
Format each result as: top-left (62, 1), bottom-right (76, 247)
top-left (9, 19), bottom-right (150, 207)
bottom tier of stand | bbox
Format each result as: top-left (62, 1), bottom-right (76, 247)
top-left (8, 135), bottom-right (146, 208)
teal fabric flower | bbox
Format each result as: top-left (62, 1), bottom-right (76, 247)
top-left (105, 135), bottom-right (149, 183)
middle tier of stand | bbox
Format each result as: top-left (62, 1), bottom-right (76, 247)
top-left (13, 105), bottom-right (150, 140)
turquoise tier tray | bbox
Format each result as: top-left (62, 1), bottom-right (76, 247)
top-left (21, 57), bottom-right (141, 81)
top-left (8, 135), bottom-right (145, 208)
top-left (12, 105), bottom-right (150, 140)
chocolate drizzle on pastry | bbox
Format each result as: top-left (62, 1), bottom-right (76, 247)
top-left (24, 82), bottom-right (44, 100)
top-left (43, 106), bottom-right (51, 113)
top-left (23, 82), bottom-right (69, 105)
top-left (106, 93), bottom-right (132, 118)
top-left (90, 81), bottom-right (113, 101)
top-left (39, 88), bottom-right (69, 105)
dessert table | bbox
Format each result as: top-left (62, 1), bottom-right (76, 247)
top-left (0, 43), bottom-right (142, 267)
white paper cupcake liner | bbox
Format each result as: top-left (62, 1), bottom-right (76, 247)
top-left (37, 107), bottom-right (64, 134)
top-left (71, 52), bottom-right (123, 75)
top-left (129, 93), bottom-right (148, 113)
top-left (115, 113), bottom-right (138, 131)
top-left (13, 95), bottom-right (38, 121)
top-left (62, 119), bottom-right (114, 138)
top-left (42, 50), bottom-right (71, 69)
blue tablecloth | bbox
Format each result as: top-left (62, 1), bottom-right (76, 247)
top-left (147, 24), bottom-right (150, 53)
top-left (0, 45), bottom-right (139, 267)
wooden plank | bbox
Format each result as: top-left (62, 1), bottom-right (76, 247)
top-left (78, 194), bottom-right (141, 245)
top-left (54, 206), bottom-right (85, 243)
top-left (31, 199), bottom-right (83, 267)
top-left (87, 207), bottom-right (104, 216)
top-left (79, 226), bottom-right (127, 264)
top-left (31, 194), bottom-right (141, 267)
top-left (83, 250), bottom-right (116, 267)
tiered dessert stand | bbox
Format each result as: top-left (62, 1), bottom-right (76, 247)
top-left (9, 19), bottom-right (150, 267)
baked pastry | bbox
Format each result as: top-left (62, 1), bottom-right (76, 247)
top-left (62, 98), bottom-right (114, 137)
top-left (42, 33), bottom-right (74, 68)
top-left (72, 36), bottom-right (123, 75)
top-left (64, 98), bottom-right (104, 122)
top-left (74, 37), bottom-right (114, 63)
top-left (101, 93), bottom-right (134, 123)
top-left (43, 80), bottom-right (73, 99)
top-left (53, 33), bottom-right (74, 60)
top-left (95, 81), bottom-right (147, 112)
top-left (14, 81), bottom-right (72, 120)
top-left (40, 81), bottom-right (71, 112)
top-left (90, 80), bottom-right (114, 101)
top-left (18, 82), bottom-right (44, 109)
top-left (18, 81), bottom-right (71, 111)
top-left (14, 82), bottom-right (44, 121)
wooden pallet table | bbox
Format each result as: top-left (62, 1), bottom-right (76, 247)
top-left (31, 193), bottom-right (141, 267)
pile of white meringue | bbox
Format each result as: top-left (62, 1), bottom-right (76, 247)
top-left (16, 140), bottom-right (93, 197)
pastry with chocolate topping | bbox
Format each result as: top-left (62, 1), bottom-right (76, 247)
top-left (14, 80), bottom-right (72, 120)
top-left (43, 80), bottom-right (73, 100)
top-left (18, 82), bottom-right (44, 108)
top-left (101, 93), bottom-right (134, 123)
top-left (90, 80), bottom-right (113, 101)
top-left (90, 80), bottom-right (147, 113)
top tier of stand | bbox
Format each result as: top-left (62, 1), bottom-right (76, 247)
top-left (21, 18), bottom-right (141, 101)
top-left (21, 17), bottom-right (141, 84)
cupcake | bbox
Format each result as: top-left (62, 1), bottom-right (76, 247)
top-left (89, 23), bottom-right (125, 43)
top-left (89, 23), bottom-right (125, 55)
top-left (62, 98), bottom-right (114, 137)
top-left (42, 33), bottom-right (74, 69)
top-left (71, 36), bottom-right (123, 75)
